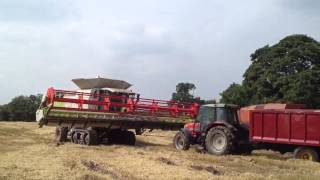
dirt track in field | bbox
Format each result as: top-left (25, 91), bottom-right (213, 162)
top-left (0, 122), bottom-right (320, 180)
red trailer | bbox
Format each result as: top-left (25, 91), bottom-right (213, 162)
top-left (250, 109), bottom-right (320, 161)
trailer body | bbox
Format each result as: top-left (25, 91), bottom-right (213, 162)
top-left (239, 103), bottom-right (305, 127)
top-left (249, 109), bottom-right (320, 161)
top-left (250, 109), bottom-right (320, 146)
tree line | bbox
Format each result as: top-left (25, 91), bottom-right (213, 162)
top-left (0, 95), bottom-right (42, 121)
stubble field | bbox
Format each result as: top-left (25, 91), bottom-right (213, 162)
top-left (0, 122), bottom-right (320, 180)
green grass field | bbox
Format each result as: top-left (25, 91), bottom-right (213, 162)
top-left (0, 122), bottom-right (319, 180)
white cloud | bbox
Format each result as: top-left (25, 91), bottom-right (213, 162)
top-left (0, 0), bottom-right (320, 103)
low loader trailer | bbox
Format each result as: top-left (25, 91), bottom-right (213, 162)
top-left (36, 87), bottom-right (199, 145)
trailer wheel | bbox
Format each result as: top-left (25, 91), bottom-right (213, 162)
top-left (173, 131), bottom-right (190, 150)
top-left (124, 131), bottom-right (136, 145)
top-left (84, 130), bottom-right (98, 146)
top-left (135, 128), bottom-right (145, 135)
top-left (205, 126), bottom-right (235, 155)
top-left (55, 127), bottom-right (68, 143)
top-left (70, 132), bottom-right (76, 143)
top-left (294, 147), bottom-right (319, 162)
top-left (72, 132), bottom-right (80, 144)
top-left (107, 129), bottom-right (120, 144)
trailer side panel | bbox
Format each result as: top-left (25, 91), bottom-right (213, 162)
top-left (250, 110), bottom-right (320, 147)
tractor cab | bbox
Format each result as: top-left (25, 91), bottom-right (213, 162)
top-left (174, 104), bottom-right (251, 155)
top-left (184, 104), bottom-right (240, 136)
top-left (196, 104), bottom-right (239, 132)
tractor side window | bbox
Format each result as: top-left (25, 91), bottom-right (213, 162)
top-left (216, 108), bottom-right (237, 124)
top-left (226, 108), bottom-right (238, 124)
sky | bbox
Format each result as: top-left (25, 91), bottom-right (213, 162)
top-left (0, 0), bottom-right (320, 104)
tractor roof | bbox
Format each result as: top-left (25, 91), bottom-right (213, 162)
top-left (72, 77), bottom-right (132, 90)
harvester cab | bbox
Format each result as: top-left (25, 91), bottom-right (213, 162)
top-left (72, 78), bottom-right (136, 111)
top-left (174, 104), bottom-right (251, 155)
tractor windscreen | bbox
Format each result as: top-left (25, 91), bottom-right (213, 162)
top-left (196, 106), bottom-right (238, 130)
top-left (196, 106), bottom-right (214, 132)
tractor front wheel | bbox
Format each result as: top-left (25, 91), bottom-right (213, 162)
top-left (293, 147), bottom-right (319, 162)
top-left (205, 126), bottom-right (235, 155)
top-left (173, 131), bottom-right (190, 150)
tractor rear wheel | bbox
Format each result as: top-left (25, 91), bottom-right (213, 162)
top-left (55, 127), bottom-right (68, 143)
top-left (173, 131), bottom-right (190, 150)
top-left (205, 126), bottom-right (235, 155)
top-left (293, 147), bottom-right (319, 162)
top-left (84, 130), bottom-right (98, 146)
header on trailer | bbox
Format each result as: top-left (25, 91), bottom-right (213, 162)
top-left (72, 77), bottom-right (132, 90)
top-left (36, 77), bottom-right (199, 129)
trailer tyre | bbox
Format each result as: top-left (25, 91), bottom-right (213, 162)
top-left (55, 127), bottom-right (68, 143)
top-left (124, 131), bottom-right (136, 145)
top-left (173, 131), bottom-right (190, 150)
top-left (84, 130), bottom-right (98, 146)
top-left (294, 147), bottom-right (319, 162)
top-left (135, 128), bottom-right (145, 135)
top-left (205, 126), bottom-right (235, 155)
top-left (71, 132), bottom-right (78, 144)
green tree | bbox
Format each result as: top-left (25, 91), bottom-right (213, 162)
top-left (0, 105), bottom-right (10, 120)
top-left (0, 94), bottom-right (42, 121)
top-left (171, 83), bottom-right (204, 104)
top-left (220, 83), bottom-right (249, 107)
top-left (221, 34), bottom-right (320, 108)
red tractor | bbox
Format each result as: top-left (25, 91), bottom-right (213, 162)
top-left (173, 104), bottom-right (251, 155)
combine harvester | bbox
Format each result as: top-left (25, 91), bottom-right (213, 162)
top-left (36, 77), bottom-right (199, 145)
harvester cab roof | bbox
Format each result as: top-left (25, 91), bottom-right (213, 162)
top-left (72, 77), bottom-right (136, 96)
top-left (72, 77), bottom-right (132, 90)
